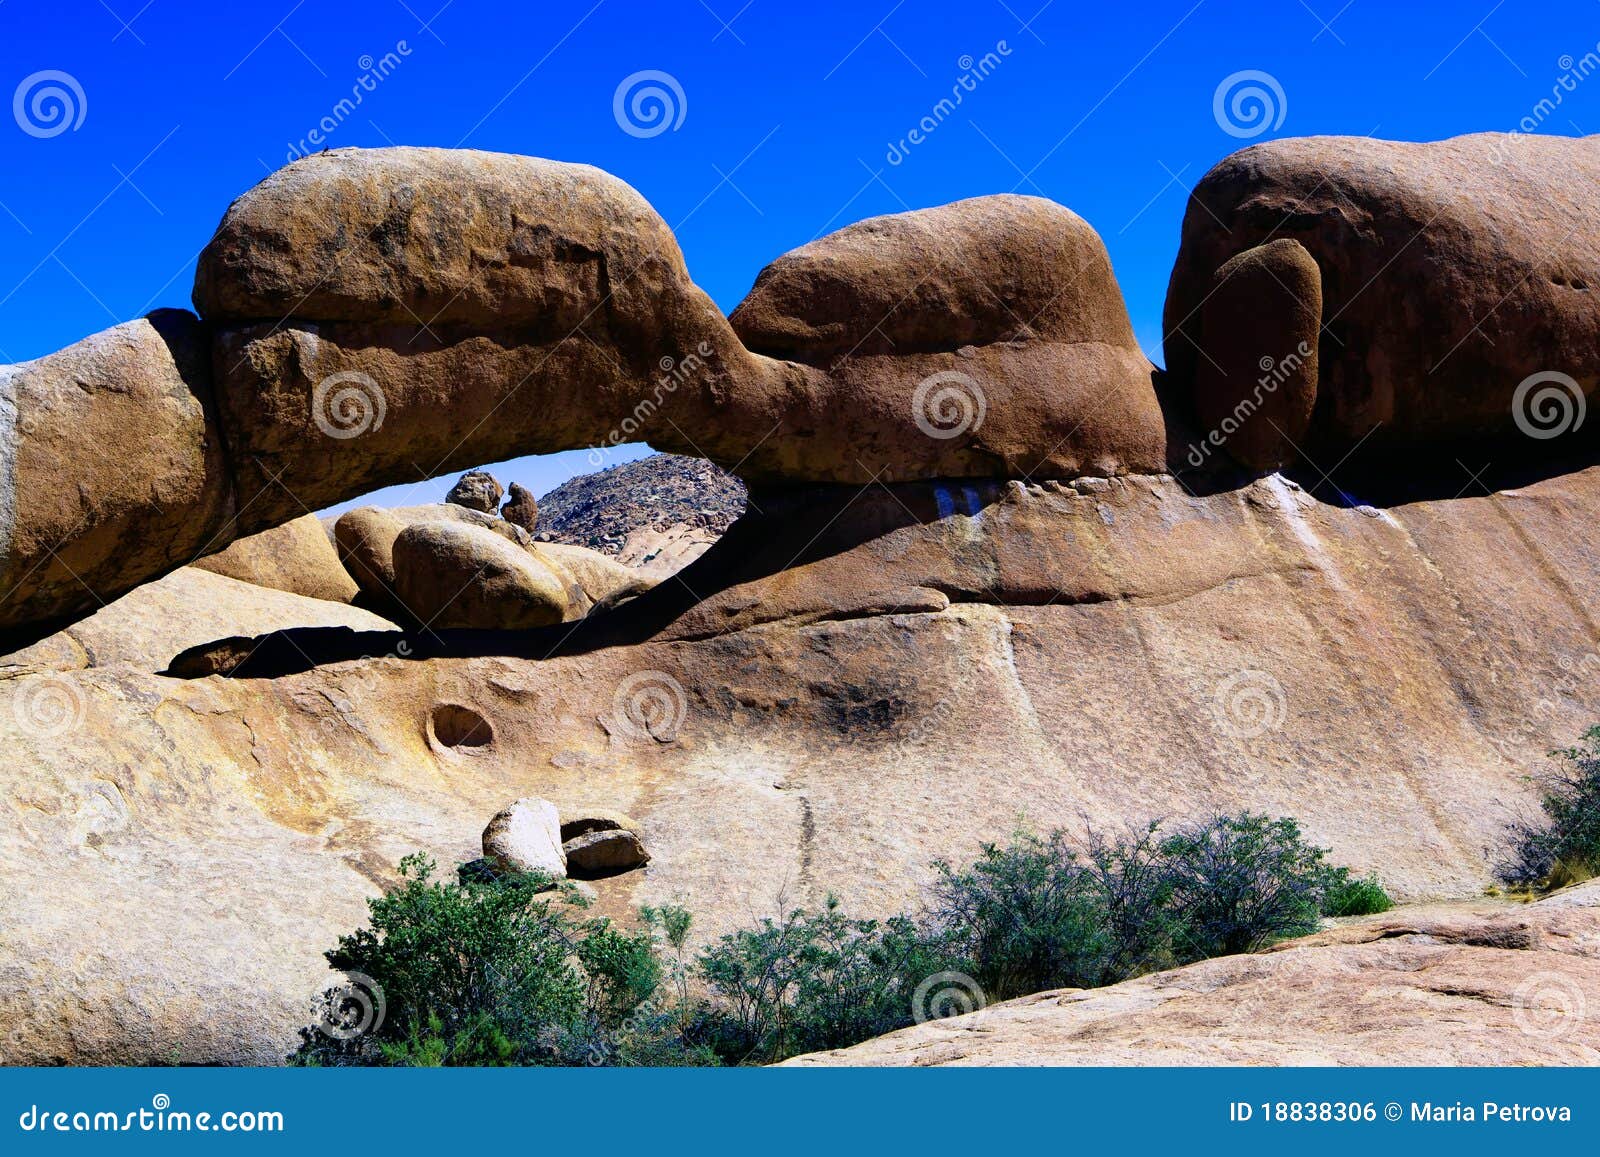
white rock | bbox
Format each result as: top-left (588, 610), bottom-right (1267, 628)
top-left (482, 798), bottom-right (566, 878)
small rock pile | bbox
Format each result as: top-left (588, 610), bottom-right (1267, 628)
top-left (481, 798), bottom-right (650, 881)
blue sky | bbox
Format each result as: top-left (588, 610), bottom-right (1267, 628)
top-left (2, 0), bottom-right (1596, 507)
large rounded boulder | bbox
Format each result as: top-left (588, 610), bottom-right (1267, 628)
top-left (390, 520), bottom-right (571, 630)
top-left (1165, 132), bottom-right (1600, 465)
top-left (0, 310), bottom-right (233, 644)
top-left (732, 195), bottom-right (1167, 479)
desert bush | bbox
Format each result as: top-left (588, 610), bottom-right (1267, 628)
top-left (1500, 725), bottom-right (1600, 888)
top-left (299, 814), bottom-right (1389, 1065)
top-left (694, 895), bottom-right (957, 1064)
top-left (1158, 813), bottom-right (1337, 960)
top-left (290, 854), bottom-right (669, 1066)
top-left (1319, 868), bottom-right (1394, 916)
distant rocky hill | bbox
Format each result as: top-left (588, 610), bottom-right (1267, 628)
top-left (536, 454), bottom-right (746, 561)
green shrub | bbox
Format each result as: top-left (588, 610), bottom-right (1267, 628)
top-left (694, 895), bottom-right (957, 1064)
top-left (1319, 869), bottom-right (1394, 917)
top-left (1501, 726), bottom-right (1600, 889)
top-left (1157, 813), bottom-right (1337, 960)
top-left (290, 854), bottom-right (670, 1066)
top-left (297, 814), bottom-right (1391, 1065)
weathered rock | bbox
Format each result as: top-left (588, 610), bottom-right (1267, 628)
top-left (446, 470), bottom-right (503, 514)
top-left (1165, 132), bottom-right (1600, 462)
top-left (1, 566), bottom-right (392, 674)
top-left (193, 513), bottom-right (359, 604)
top-left (731, 195), bottom-right (1167, 479)
top-left (0, 310), bottom-right (234, 644)
top-left (785, 902), bottom-right (1600, 1065)
top-left (1189, 239), bottom-right (1321, 472)
top-left (500, 483), bottom-right (538, 532)
top-left (332, 506), bottom-right (406, 614)
top-left (619, 524), bottom-right (720, 581)
top-left (198, 148), bottom-right (782, 530)
top-left (559, 808), bottom-right (643, 842)
top-left (563, 829), bottom-right (650, 875)
top-left (536, 543), bottom-right (653, 608)
top-left (482, 798), bottom-right (566, 878)
top-left (11, 465), bottom-right (1600, 1062)
top-left (390, 520), bottom-right (570, 629)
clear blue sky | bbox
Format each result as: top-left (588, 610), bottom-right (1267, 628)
top-left (2, 0), bottom-right (1594, 507)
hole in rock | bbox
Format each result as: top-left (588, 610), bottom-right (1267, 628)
top-left (431, 704), bottom-right (494, 748)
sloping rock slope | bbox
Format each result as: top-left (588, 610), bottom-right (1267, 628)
top-left (784, 895), bottom-right (1600, 1066)
top-left (4, 467), bottom-right (1599, 1064)
top-left (536, 453), bottom-right (745, 558)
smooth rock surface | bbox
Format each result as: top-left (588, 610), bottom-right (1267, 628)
top-left (5, 467), bottom-right (1600, 1062)
top-left (193, 513), bottom-right (359, 604)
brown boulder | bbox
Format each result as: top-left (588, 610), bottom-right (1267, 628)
top-left (193, 513), bottom-right (359, 604)
top-left (559, 808), bottom-right (644, 842)
top-left (446, 470), bottom-right (503, 513)
top-left (501, 483), bottom-right (538, 532)
top-left (0, 311), bottom-right (233, 643)
top-left (390, 520), bottom-right (570, 629)
top-left (731, 195), bottom-right (1166, 479)
top-left (536, 543), bottom-right (653, 608)
top-left (563, 829), bottom-right (650, 875)
top-left (1165, 132), bottom-right (1600, 461)
top-left (1188, 239), bottom-right (1320, 472)
top-left (334, 503), bottom-right (565, 621)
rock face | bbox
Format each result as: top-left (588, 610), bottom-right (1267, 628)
top-left (7, 463), bottom-right (1600, 1063)
top-left (335, 502), bottom-right (566, 622)
top-left (446, 470), bottom-right (503, 513)
top-left (534, 543), bottom-right (653, 608)
top-left (732, 195), bottom-right (1167, 479)
top-left (194, 147), bottom-right (785, 532)
top-left (0, 310), bottom-right (233, 646)
top-left (192, 513), bottom-right (359, 604)
top-left (390, 520), bottom-right (570, 629)
top-left (1165, 133), bottom-right (1600, 465)
top-left (500, 483), bottom-right (538, 532)
top-left (482, 799), bottom-right (566, 878)
top-left (1, 566), bottom-right (391, 674)
top-left (785, 900), bottom-right (1600, 1065)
